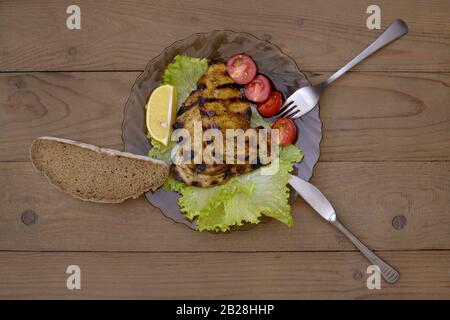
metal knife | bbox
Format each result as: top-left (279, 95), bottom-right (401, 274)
top-left (289, 175), bottom-right (400, 284)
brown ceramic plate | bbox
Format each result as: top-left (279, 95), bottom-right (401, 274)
top-left (121, 30), bottom-right (322, 230)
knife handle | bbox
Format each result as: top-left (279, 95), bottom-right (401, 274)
top-left (332, 218), bottom-right (400, 284)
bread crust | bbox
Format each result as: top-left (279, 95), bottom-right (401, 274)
top-left (30, 136), bottom-right (169, 203)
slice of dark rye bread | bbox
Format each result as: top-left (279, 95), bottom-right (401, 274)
top-left (30, 137), bottom-right (169, 203)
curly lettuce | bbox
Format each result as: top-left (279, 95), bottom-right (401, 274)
top-left (162, 55), bottom-right (208, 109)
top-left (250, 106), bottom-right (272, 129)
top-left (164, 145), bottom-right (303, 232)
top-left (148, 134), bottom-right (176, 165)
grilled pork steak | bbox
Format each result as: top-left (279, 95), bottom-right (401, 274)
top-left (171, 63), bottom-right (264, 187)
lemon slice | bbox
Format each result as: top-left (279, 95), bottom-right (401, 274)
top-left (146, 85), bottom-right (177, 145)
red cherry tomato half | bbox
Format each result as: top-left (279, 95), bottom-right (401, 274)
top-left (258, 91), bottom-right (283, 117)
top-left (244, 74), bottom-right (271, 103)
top-left (271, 117), bottom-right (297, 145)
top-left (226, 54), bottom-right (257, 85)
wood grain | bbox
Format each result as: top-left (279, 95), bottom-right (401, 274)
top-left (1, 161), bottom-right (448, 252)
top-left (1, 72), bottom-right (449, 162)
top-left (0, 72), bottom-right (134, 161)
top-left (1, 0), bottom-right (450, 300)
top-left (312, 71), bottom-right (450, 161)
top-left (0, 0), bottom-right (449, 72)
top-left (1, 251), bottom-right (449, 299)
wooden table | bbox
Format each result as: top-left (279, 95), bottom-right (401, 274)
top-left (1, 0), bottom-right (449, 299)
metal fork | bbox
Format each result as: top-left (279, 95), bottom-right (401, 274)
top-left (276, 19), bottom-right (408, 120)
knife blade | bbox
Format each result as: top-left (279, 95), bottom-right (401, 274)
top-left (288, 175), bottom-right (336, 222)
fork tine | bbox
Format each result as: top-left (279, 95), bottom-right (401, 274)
top-left (282, 105), bottom-right (300, 119)
top-left (278, 95), bottom-right (296, 112)
top-left (276, 102), bottom-right (296, 118)
top-left (276, 101), bottom-right (293, 116)
top-left (288, 109), bottom-right (303, 120)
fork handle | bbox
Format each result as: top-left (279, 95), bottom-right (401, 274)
top-left (331, 217), bottom-right (400, 284)
top-left (322, 19), bottom-right (408, 87)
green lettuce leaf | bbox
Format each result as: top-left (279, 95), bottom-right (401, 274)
top-left (250, 106), bottom-right (272, 129)
top-left (164, 144), bottom-right (304, 232)
top-left (148, 134), bottom-right (176, 165)
top-left (162, 55), bottom-right (209, 109)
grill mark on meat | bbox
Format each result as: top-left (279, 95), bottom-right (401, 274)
top-left (216, 83), bottom-right (242, 90)
top-left (196, 164), bottom-right (206, 172)
top-left (200, 108), bottom-right (218, 117)
top-left (223, 170), bottom-right (232, 179)
top-left (172, 121), bottom-right (184, 129)
top-left (197, 83), bottom-right (207, 90)
top-left (251, 163), bottom-right (262, 169)
top-left (205, 97), bottom-right (245, 104)
top-left (183, 97), bottom-right (245, 110)
top-left (177, 105), bottom-right (187, 116)
top-left (198, 97), bottom-right (207, 106)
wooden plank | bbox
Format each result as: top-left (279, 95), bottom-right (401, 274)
top-left (311, 71), bottom-right (450, 161)
top-left (1, 161), bottom-right (448, 252)
top-left (1, 71), bottom-right (449, 162)
top-left (0, 0), bottom-right (449, 72)
top-left (0, 251), bottom-right (449, 299)
top-left (0, 72), bottom-right (134, 161)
